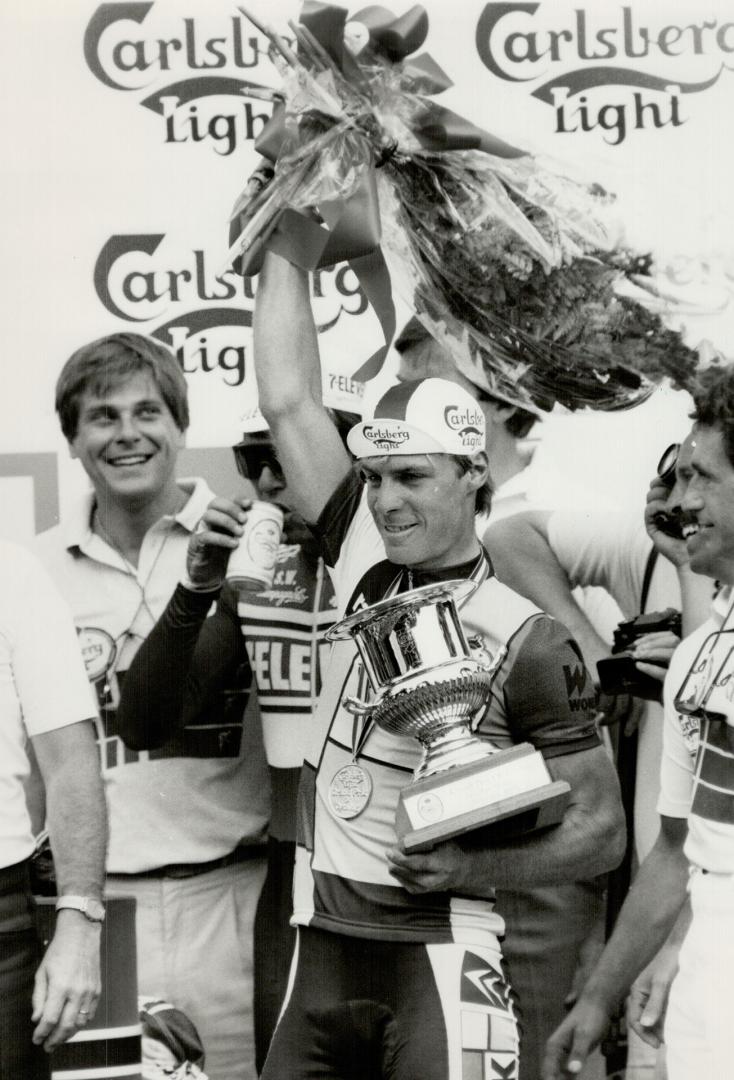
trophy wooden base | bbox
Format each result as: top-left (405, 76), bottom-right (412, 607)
top-left (395, 742), bottom-right (570, 853)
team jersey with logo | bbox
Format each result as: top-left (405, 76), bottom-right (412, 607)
top-left (292, 474), bottom-right (600, 944)
top-left (238, 544), bottom-right (337, 767)
top-left (237, 543), bottom-right (337, 839)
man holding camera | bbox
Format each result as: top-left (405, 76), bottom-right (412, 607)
top-left (487, 432), bottom-right (712, 1076)
top-left (487, 433), bottom-right (711, 863)
top-left (543, 366), bottom-right (734, 1080)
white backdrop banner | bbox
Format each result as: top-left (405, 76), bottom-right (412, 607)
top-left (2, 0), bottom-right (734, 518)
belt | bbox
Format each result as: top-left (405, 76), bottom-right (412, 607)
top-left (115, 845), bottom-right (265, 881)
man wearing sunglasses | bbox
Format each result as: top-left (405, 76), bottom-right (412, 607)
top-left (234, 414), bottom-right (358, 1068)
top-left (544, 367), bottom-right (734, 1080)
top-left (488, 434), bottom-right (710, 843)
top-left (118, 410), bottom-right (357, 1071)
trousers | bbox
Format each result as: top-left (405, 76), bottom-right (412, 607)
top-left (495, 880), bottom-right (604, 1079)
top-left (0, 860), bottom-right (50, 1080)
top-left (664, 868), bottom-right (734, 1080)
top-left (107, 854), bottom-right (266, 1080)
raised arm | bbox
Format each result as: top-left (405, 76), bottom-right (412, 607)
top-left (254, 251), bottom-right (352, 523)
top-left (644, 471), bottom-right (712, 637)
top-left (485, 511), bottom-right (611, 673)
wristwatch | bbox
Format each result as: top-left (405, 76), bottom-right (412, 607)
top-left (56, 895), bottom-right (106, 923)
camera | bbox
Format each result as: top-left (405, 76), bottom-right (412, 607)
top-left (652, 509), bottom-right (686, 539)
top-left (656, 443), bottom-right (679, 489)
top-left (651, 442), bottom-right (685, 538)
top-left (596, 607), bottom-right (682, 701)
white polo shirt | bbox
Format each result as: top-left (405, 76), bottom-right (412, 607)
top-left (660, 588), bottom-right (734, 873)
top-left (0, 540), bottom-right (96, 868)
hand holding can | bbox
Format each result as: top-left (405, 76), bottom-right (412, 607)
top-left (185, 496), bottom-right (248, 592)
top-left (226, 500), bottom-right (284, 590)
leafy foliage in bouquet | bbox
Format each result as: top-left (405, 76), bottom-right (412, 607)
top-left (231, 3), bottom-right (701, 413)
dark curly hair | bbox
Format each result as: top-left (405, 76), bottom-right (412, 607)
top-left (690, 367), bottom-right (734, 467)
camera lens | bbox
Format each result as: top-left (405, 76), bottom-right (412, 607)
top-left (656, 443), bottom-right (680, 489)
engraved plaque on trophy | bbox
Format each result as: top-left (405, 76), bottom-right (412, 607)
top-left (327, 580), bottom-right (570, 853)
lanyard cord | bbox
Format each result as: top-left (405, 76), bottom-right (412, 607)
top-left (93, 509), bottom-right (177, 651)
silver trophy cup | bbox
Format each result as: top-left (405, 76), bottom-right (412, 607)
top-left (327, 580), bottom-right (570, 852)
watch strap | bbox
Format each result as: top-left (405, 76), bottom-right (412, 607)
top-left (56, 895), bottom-right (106, 923)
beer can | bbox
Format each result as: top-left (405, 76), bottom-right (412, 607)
top-left (226, 500), bottom-right (283, 590)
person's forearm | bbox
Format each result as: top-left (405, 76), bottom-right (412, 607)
top-left (253, 251), bottom-right (352, 523)
top-left (666, 895), bottom-right (692, 948)
top-left (581, 833), bottom-right (689, 1010)
top-left (32, 727), bottom-right (105, 1055)
top-left (116, 584), bottom-right (217, 749)
top-left (486, 516), bottom-right (607, 660)
top-left (459, 786), bottom-right (625, 893)
top-left (254, 252), bottom-right (321, 424)
top-left (41, 726), bottom-right (107, 899)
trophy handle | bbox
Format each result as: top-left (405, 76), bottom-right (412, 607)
top-left (343, 696), bottom-right (374, 717)
top-left (468, 636), bottom-right (506, 675)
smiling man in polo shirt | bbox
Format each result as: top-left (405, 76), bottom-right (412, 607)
top-left (34, 332), bottom-right (269, 1080)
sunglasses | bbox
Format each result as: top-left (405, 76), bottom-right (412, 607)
top-left (233, 441), bottom-right (284, 482)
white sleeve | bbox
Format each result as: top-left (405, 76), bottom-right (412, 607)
top-left (656, 638), bottom-right (698, 819)
top-left (9, 545), bottom-right (97, 736)
top-left (330, 493), bottom-right (385, 616)
top-left (547, 511), bottom-right (647, 613)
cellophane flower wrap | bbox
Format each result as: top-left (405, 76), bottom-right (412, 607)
top-left (229, 3), bottom-right (701, 413)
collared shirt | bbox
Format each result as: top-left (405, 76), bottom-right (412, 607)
top-left (1, 540), bottom-right (96, 867)
top-left (660, 586), bottom-right (734, 872)
top-left (34, 480), bottom-right (269, 873)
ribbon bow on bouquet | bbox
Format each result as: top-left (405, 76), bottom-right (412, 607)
top-left (227, 2), bottom-right (701, 410)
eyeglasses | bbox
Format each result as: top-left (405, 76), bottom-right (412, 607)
top-left (656, 443), bottom-right (680, 489)
top-left (232, 441), bottom-right (284, 482)
top-left (674, 629), bottom-right (734, 720)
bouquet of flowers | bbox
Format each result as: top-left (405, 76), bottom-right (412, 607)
top-left (228, 2), bottom-right (701, 413)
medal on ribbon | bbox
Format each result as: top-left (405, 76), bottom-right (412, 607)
top-left (328, 702), bottom-right (375, 820)
top-left (328, 761), bottom-right (373, 820)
